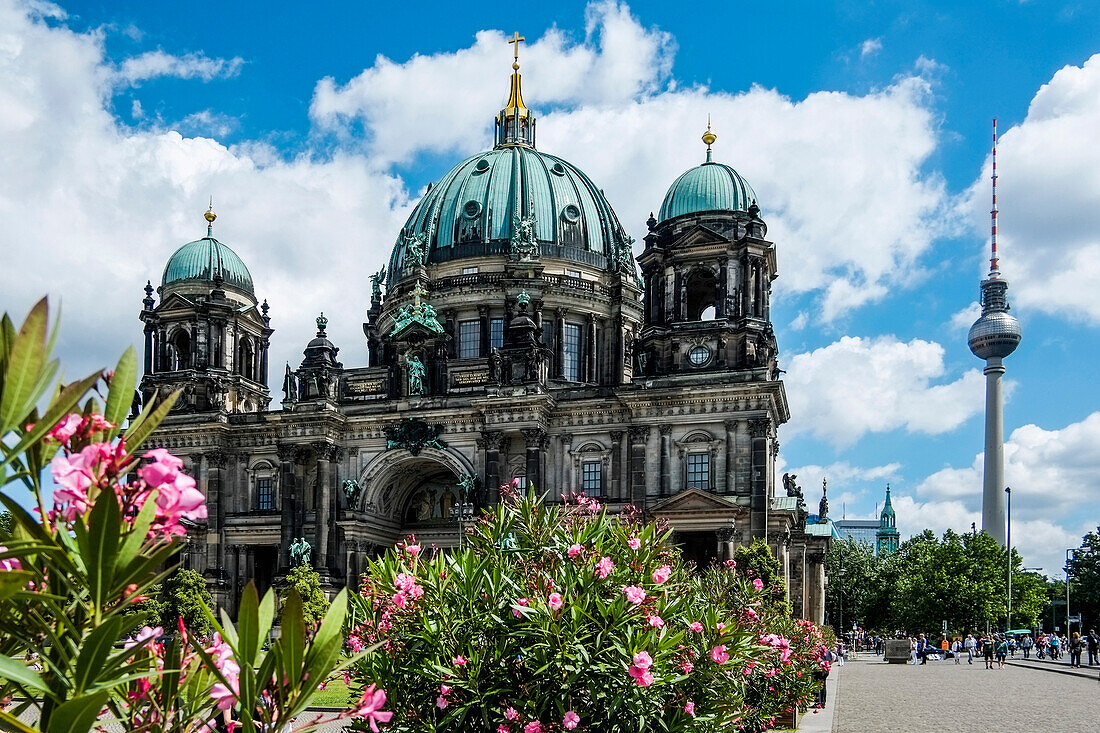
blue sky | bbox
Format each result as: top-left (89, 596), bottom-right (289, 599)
top-left (2, 0), bottom-right (1099, 575)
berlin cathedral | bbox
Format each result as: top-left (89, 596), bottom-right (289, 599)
top-left (138, 40), bottom-right (833, 623)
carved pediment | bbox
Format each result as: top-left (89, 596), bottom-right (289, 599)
top-left (651, 488), bottom-right (740, 514)
top-left (673, 224), bottom-right (730, 248)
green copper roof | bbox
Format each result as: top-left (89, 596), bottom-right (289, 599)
top-left (658, 161), bottom-right (757, 223)
top-left (162, 236), bottom-right (254, 294)
top-left (388, 146), bottom-right (631, 283)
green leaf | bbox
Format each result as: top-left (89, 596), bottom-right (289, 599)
top-left (280, 588), bottom-right (305, 678)
top-left (237, 582), bottom-right (260, 666)
top-left (0, 371), bottom-right (101, 474)
top-left (0, 298), bottom-right (48, 435)
top-left (115, 494), bottom-right (157, 570)
top-left (46, 691), bottom-right (109, 733)
top-left (0, 710), bottom-right (38, 733)
top-left (0, 654), bottom-right (46, 694)
top-left (257, 587), bottom-right (276, 651)
top-left (85, 479), bottom-right (121, 616)
top-left (73, 618), bottom-right (124, 693)
top-left (103, 346), bottom-right (136, 437)
top-left (123, 389), bottom-right (179, 452)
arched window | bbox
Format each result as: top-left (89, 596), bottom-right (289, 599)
top-left (239, 337), bottom-right (255, 380)
top-left (685, 269), bottom-right (718, 321)
top-left (170, 329), bottom-right (191, 370)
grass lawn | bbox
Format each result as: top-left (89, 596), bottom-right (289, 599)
top-left (311, 678), bottom-right (352, 708)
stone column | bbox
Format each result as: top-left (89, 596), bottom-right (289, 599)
top-left (560, 434), bottom-right (574, 498)
top-left (206, 451), bottom-right (228, 582)
top-left (723, 419), bottom-right (737, 494)
top-left (610, 431), bottom-right (623, 500)
top-left (260, 338), bottom-right (270, 385)
top-left (143, 324), bottom-right (154, 375)
top-left (717, 257), bottom-right (728, 318)
top-left (658, 425), bottom-right (672, 496)
top-left (717, 526), bottom-right (736, 561)
top-left (156, 326), bottom-right (167, 371)
top-left (522, 428), bottom-right (545, 491)
top-left (585, 314), bottom-right (597, 383)
top-left (555, 308), bottom-right (566, 379)
top-left (483, 431), bottom-right (504, 506)
top-left (628, 426), bottom-right (650, 509)
top-left (778, 535), bottom-right (791, 606)
top-left (749, 418), bottom-right (770, 539)
top-left (276, 443), bottom-right (298, 569)
top-left (808, 550), bottom-right (826, 625)
top-left (478, 305), bottom-right (490, 356)
top-left (228, 544), bottom-right (240, 617)
top-left (313, 442), bottom-right (332, 573)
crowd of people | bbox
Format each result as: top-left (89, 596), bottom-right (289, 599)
top-left (852, 628), bottom-right (1100, 669)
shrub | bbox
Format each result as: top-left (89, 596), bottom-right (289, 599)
top-left (161, 568), bottom-right (214, 635)
top-left (280, 563), bottom-right (331, 627)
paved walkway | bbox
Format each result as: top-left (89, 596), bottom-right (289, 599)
top-left (832, 653), bottom-right (1100, 732)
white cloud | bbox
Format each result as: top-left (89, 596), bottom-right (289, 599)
top-left (0, 0), bottom-right (409, 385)
top-left (950, 301), bottom-right (980, 332)
top-left (116, 49), bottom-right (245, 85)
top-left (961, 53), bottom-right (1100, 325)
top-left (860, 38), bottom-right (883, 58)
top-left (783, 336), bottom-right (984, 447)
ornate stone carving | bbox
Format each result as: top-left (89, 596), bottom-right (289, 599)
top-left (342, 478), bottom-right (362, 505)
top-left (658, 424), bottom-right (672, 436)
top-left (384, 418), bottom-right (446, 456)
top-left (610, 430), bottom-right (624, 443)
top-left (748, 417), bottom-right (771, 438)
top-left (275, 443), bottom-right (298, 464)
top-left (510, 210), bottom-right (539, 261)
top-left (482, 430), bottom-right (506, 451)
top-left (559, 433), bottom-right (574, 447)
top-left (521, 428), bottom-right (546, 447)
top-left (628, 426), bottom-right (650, 442)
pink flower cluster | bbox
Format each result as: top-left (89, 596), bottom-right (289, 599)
top-left (628, 651), bottom-right (654, 687)
top-left (355, 684), bottom-right (394, 732)
top-left (391, 572), bottom-right (424, 609)
top-left (651, 565), bottom-right (671, 584)
top-left (205, 633), bottom-right (241, 711)
top-left (595, 556), bottom-right (614, 579)
top-left (760, 633), bottom-right (793, 663)
top-left (622, 585), bottom-right (646, 605)
top-left (0, 547), bottom-right (20, 573)
top-left (710, 645), bottom-right (730, 664)
top-left (138, 449), bottom-right (207, 534)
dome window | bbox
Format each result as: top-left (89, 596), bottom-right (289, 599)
top-left (474, 158), bottom-right (491, 173)
top-left (551, 162), bottom-right (567, 176)
top-left (688, 345), bottom-right (711, 367)
top-left (463, 200), bottom-right (482, 218)
top-left (561, 204), bottom-right (581, 223)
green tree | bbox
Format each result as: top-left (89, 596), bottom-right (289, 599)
top-left (161, 568), bottom-right (213, 634)
top-left (733, 538), bottom-right (790, 615)
top-left (0, 511), bottom-right (12, 541)
top-left (1010, 571), bottom-right (1048, 630)
top-left (280, 564), bottom-right (330, 627)
top-left (1067, 527), bottom-right (1100, 631)
top-left (824, 537), bottom-right (878, 632)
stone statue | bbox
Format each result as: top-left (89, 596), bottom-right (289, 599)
top-left (369, 267), bottom-right (386, 299)
top-left (818, 478), bottom-right (829, 522)
top-left (456, 473), bottom-right (477, 501)
top-left (289, 537), bottom-right (311, 567)
top-left (343, 478), bottom-right (361, 505)
top-left (407, 355), bottom-right (426, 395)
top-left (782, 473), bottom-right (803, 499)
top-left (282, 364), bottom-right (297, 402)
top-left (489, 347), bottom-right (502, 383)
top-left (510, 211), bottom-right (539, 260)
top-left (404, 233), bottom-right (427, 268)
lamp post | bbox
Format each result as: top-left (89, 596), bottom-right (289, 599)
top-left (1005, 486), bottom-right (1012, 632)
top-left (450, 497), bottom-right (475, 548)
top-left (1065, 548), bottom-right (1075, 637)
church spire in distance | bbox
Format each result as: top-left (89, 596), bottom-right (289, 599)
top-left (495, 32), bottom-right (536, 148)
top-left (968, 118), bottom-right (1022, 547)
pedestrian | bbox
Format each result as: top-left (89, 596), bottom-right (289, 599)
top-left (1021, 633), bottom-right (1033, 659)
top-left (917, 633), bottom-right (928, 665)
top-left (952, 637), bottom-right (961, 664)
top-left (996, 635), bottom-right (1009, 669)
top-left (983, 635), bottom-right (995, 670)
top-left (1088, 630), bottom-right (1099, 666)
top-left (1050, 633), bottom-right (1060, 660)
top-left (1069, 632), bottom-right (1083, 667)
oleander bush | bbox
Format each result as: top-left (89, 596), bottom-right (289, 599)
top-left (0, 299), bottom-right (382, 733)
top-left (345, 489), bottom-right (829, 733)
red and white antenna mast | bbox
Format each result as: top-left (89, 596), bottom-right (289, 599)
top-left (990, 117), bottom-right (1000, 276)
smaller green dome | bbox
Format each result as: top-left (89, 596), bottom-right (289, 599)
top-left (658, 161), bottom-right (757, 223)
top-left (162, 236), bottom-right (254, 295)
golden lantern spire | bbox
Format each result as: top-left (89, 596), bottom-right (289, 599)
top-left (702, 116), bottom-right (717, 163)
top-left (204, 197), bottom-right (217, 236)
top-left (496, 31), bottom-right (535, 147)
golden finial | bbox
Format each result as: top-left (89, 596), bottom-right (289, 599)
top-left (509, 31), bottom-right (525, 70)
top-left (204, 197), bottom-right (216, 235)
top-left (702, 116), bottom-right (717, 162)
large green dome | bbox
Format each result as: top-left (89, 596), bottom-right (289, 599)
top-left (162, 236), bottom-right (254, 295)
top-left (387, 146), bottom-right (631, 282)
top-left (658, 161), bottom-right (757, 223)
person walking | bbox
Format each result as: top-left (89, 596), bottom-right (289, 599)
top-left (917, 634), bottom-right (928, 665)
top-left (1069, 632), bottom-right (1083, 667)
top-left (964, 634), bottom-right (976, 665)
top-left (1021, 633), bottom-right (1033, 659)
top-left (1087, 630), bottom-right (1099, 666)
top-left (996, 635), bottom-right (1009, 669)
top-left (951, 637), bottom-right (961, 664)
top-left (983, 635), bottom-right (995, 670)
top-left (1050, 633), bottom-right (1061, 660)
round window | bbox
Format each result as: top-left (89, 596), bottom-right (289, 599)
top-left (561, 204), bottom-right (581, 223)
top-left (688, 346), bottom-right (710, 366)
top-left (463, 200), bottom-right (482, 218)
top-left (474, 158), bottom-right (490, 173)
top-left (551, 162), bottom-right (567, 176)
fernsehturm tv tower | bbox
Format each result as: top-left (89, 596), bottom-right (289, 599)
top-left (968, 118), bottom-right (1022, 547)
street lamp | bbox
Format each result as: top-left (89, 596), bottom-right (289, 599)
top-left (1005, 486), bottom-right (1012, 632)
top-left (1065, 548), bottom-right (1075, 637)
top-left (450, 497), bottom-right (475, 548)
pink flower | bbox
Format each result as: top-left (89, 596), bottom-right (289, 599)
top-left (517, 598), bottom-right (529, 606)
top-left (595, 556), bottom-right (614, 579)
top-left (689, 622), bottom-right (704, 633)
top-left (47, 414), bottom-right (82, 443)
top-left (391, 592), bottom-right (408, 609)
top-left (647, 615), bottom-right (665, 628)
top-left (406, 544), bottom-right (421, 556)
top-left (710, 645), bottom-right (729, 664)
top-left (348, 634), bottom-right (364, 653)
top-left (681, 662), bottom-right (694, 673)
top-left (622, 586), bottom-right (646, 605)
top-left (563, 711), bottom-right (580, 729)
top-left (632, 651), bottom-right (653, 669)
top-left (627, 537), bottom-right (641, 551)
top-left (437, 696), bottom-right (449, 709)
top-left (505, 707), bottom-right (519, 721)
top-left (498, 726), bottom-right (510, 733)
top-left (355, 684), bottom-right (394, 732)
top-left (548, 592), bottom-right (563, 611)
top-left (567, 543), bottom-right (583, 558)
top-left (523, 723), bottom-right (543, 733)
top-left (453, 655), bottom-right (467, 666)
top-left (716, 622), bottom-right (726, 630)
top-left (752, 578), bottom-right (764, 591)
top-left (684, 701), bottom-right (696, 716)
top-left (651, 565), bottom-right (671, 584)
top-left (725, 559), bottom-right (737, 568)
top-left (139, 448), bottom-right (207, 527)
top-left (205, 633), bottom-right (241, 711)
top-left (124, 625), bottom-right (163, 650)
top-left (628, 665), bottom-right (654, 686)
top-left (440, 684), bottom-right (451, 695)
top-left (0, 547), bottom-right (21, 573)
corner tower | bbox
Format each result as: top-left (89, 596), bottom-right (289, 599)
top-left (967, 119), bottom-right (1022, 547)
top-left (875, 485), bottom-right (899, 555)
top-left (139, 205), bottom-right (272, 414)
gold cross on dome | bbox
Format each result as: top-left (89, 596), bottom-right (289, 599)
top-left (411, 282), bottom-right (427, 307)
top-left (508, 31), bottom-right (525, 65)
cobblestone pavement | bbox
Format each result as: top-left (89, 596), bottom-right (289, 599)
top-left (833, 654), bottom-right (1100, 733)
